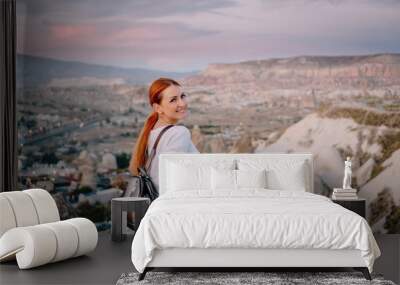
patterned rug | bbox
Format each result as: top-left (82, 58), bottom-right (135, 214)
top-left (116, 271), bottom-right (396, 285)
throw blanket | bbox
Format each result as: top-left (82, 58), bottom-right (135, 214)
top-left (131, 190), bottom-right (380, 273)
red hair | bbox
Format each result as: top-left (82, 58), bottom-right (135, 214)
top-left (129, 78), bottom-right (181, 175)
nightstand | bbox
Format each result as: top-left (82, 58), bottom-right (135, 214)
top-left (332, 198), bottom-right (366, 218)
top-left (111, 197), bottom-right (150, 242)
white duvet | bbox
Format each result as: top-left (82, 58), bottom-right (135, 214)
top-left (131, 190), bottom-right (380, 273)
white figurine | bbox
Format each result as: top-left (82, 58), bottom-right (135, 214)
top-left (342, 157), bottom-right (352, 189)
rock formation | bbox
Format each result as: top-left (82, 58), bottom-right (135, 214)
top-left (203, 135), bottom-right (226, 153)
top-left (73, 150), bottom-right (97, 190)
top-left (230, 133), bottom-right (254, 153)
top-left (191, 125), bottom-right (206, 152)
top-left (98, 151), bottom-right (117, 173)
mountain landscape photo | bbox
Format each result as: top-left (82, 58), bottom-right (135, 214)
top-left (16, 0), bottom-right (400, 233)
top-left (17, 53), bottom-right (400, 233)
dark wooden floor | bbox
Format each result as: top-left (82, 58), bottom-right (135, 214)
top-left (1, 233), bottom-right (398, 284)
top-left (374, 234), bottom-right (400, 284)
top-left (0, 231), bottom-right (134, 285)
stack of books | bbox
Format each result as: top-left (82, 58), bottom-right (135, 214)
top-left (332, 188), bottom-right (358, 200)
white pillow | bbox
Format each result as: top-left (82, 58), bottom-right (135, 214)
top-left (268, 161), bottom-right (306, 191)
top-left (236, 169), bottom-right (267, 189)
top-left (238, 159), bottom-right (307, 191)
top-left (167, 162), bottom-right (211, 191)
top-left (165, 159), bottom-right (236, 193)
top-left (267, 168), bottom-right (306, 191)
top-left (211, 168), bottom-right (236, 191)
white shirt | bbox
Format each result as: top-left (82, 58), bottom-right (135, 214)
top-left (146, 125), bottom-right (199, 191)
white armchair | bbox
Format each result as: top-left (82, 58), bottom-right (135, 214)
top-left (0, 189), bottom-right (98, 269)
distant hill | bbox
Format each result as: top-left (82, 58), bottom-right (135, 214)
top-left (16, 54), bottom-right (197, 88)
top-left (256, 106), bottom-right (400, 233)
top-left (185, 53), bottom-right (400, 88)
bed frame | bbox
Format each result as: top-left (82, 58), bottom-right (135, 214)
top-left (138, 154), bottom-right (372, 281)
top-left (139, 248), bottom-right (371, 280)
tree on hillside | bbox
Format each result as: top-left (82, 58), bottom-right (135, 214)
top-left (384, 204), bottom-right (400, 234)
top-left (116, 152), bottom-right (131, 169)
top-left (41, 152), bottom-right (59, 164)
top-left (369, 188), bottom-right (394, 226)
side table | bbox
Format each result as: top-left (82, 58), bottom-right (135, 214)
top-left (332, 198), bottom-right (366, 218)
top-left (111, 197), bottom-right (150, 242)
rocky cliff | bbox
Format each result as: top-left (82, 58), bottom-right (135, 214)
top-left (185, 54), bottom-right (400, 89)
top-left (256, 106), bottom-right (400, 233)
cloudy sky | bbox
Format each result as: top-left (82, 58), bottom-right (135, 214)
top-left (17, 0), bottom-right (400, 72)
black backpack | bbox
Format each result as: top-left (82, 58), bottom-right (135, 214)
top-left (134, 125), bottom-right (174, 201)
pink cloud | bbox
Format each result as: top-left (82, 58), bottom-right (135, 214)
top-left (50, 24), bottom-right (96, 41)
top-left (17, 0), bottom-right (400, 71)
top-left (111, 27), bottom-right (165, 42)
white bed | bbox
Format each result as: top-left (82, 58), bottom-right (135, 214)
top-left (131, 154), bottom-right (380, 280)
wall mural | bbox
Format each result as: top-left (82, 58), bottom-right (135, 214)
top-left (16, 0), bottom-right (400, 233)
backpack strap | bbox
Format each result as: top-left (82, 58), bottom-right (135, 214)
top-left (144, 124), bottom-right (175, 171)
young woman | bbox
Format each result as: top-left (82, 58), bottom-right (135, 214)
top-left (129, 78), bottom-right (199, 191)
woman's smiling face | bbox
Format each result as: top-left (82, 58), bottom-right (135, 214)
top-left (154, 84), bottom-right (188, 124)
